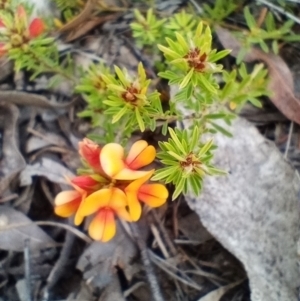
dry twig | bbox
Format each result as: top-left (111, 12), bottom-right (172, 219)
top-left (43, 230), bottom-right (75, 300)
top-left (0, 221), bottom-right (92, 243)
top-left (130, 222), bottom-right (165, 301)
top-left (284, 121), bottom-right (294, 158)
top-left (24, 239), bottom-right (32, 301)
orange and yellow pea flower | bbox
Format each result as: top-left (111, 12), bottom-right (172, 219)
top-left (100, 140), bottom-right (156, 180)
top-left (0, 5), bottom-right (45, 56)
top-left (54, 174), bottom-right (105, 224)
top-left (54, 180), bottom-right (88, 218)
top-left (124, 170), bottom-right (168, 221)
top-left (28, 18), bottom-right (45, 38)
top-left (54, 139), bottom-right (168, 242)
top-left (79, 138), bottom-right (103, 173)
top-left (125, 172), bottom-right (169, 221)
top-left (15, 6), bottom-right (45, 38)
top-left (71, 174), bottom-right (105, 191)
top-left (54, 174), bottom-right (104, 218)
top-left (75, 187), bottom-right (131, 242)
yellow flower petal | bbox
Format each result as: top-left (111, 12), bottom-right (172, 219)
top-left (138, 184), bottom-right (169, 207)
top-left (125, 190), bottom-right (142, 221)
top-left (109, 188), bottom-right (128, 209)
top-left (54, 190), bottom-right (81, 206)
top-left (114, 168), bottom-right (151, 180)
top-left (54, 196), bottom-right (81, 217)
top-left (126, 140), bottom-right (147, 164)
top-left (125, 170), bottom-right (154, 191)
top-left (74, 196), bottom-right (86, 225)
top-left (124, 171), bottom-right (153, 221)
top-left (54, 18), bottom-right (64, 29)
top-left (76, 188), bottom-right (112, 217)
top-left (114, 207), bottom-right (132, 222)
top-left (229, 102), bottom-right (237, 110)
top-left (88, 208), bottom-right (116, 242)
top-left (100, 143), bottom-right (125, 177)
top-left (126, 140), bottom-right (156, 169)
top-left (74, 212), bottom-right (84, 226)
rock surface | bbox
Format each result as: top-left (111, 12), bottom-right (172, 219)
top-left (184, 117), bottom-right (300, 301)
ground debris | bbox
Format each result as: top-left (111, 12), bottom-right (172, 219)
top-left (0, 206), bottom-right (55, 252)
top-left (0, 103), bottom-right (26, 196)
top-left (183, 117), bottom-right (300, 301)
top-left (1, 1), bottom-right (300, 300)
top-left (216, 26), bottom-right (300, 126)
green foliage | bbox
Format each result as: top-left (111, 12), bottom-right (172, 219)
top-left (275, 0), bottom-right (298, 11)
top-left (152, 126), bottom-right (226, 199)
top-left (0, 4), bottom-right (75, 81)
top-left (219, 63), bottom-right (270, 110)
top-left (0, 0), bottom-right (11, 9)
top-left (101, 62), bottom-right (164, 133)
top-left (0, 3), bottom-right (274, 200)
top-left (202, 0), bottom-right (239, 22)
top-left (164, 10), bottom-right (199, 38)
top-left (236, 7), bottom-right (300, 63)
top-left (131, 10), bottom-right (201, 50)
top-left (78, 10), bottom-right (249, 196)
top-left (53, 0), bottom-right (86, 23)
top-left (130, 9), bottom-right (167, 47)
top-left (158, 22), bottom-right (230, 98)
top-left (10, 38), bottom-right (57, 77)
top-left (54, 0), bottom-right (85, 10)
top-left (77, 62), bottom-right (175, 142)
top-left (76, 63), bottom-right (112, 127)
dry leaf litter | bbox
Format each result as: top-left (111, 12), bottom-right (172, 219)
top-left (0, 1), bottom-right (300, 301)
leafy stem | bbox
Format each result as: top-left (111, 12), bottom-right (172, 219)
top-left (26, 48), bottom-right (77, 84)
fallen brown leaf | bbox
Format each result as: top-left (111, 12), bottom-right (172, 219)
top-left (66, 281), bottom-right (94, 301)
top-left (65, 14), bottom-right (120, 43)
top-left (0, 206), bottom-right (55, 252)
top-left (16, 279), bottom-right (30, 301)
top-left (178, 212), bottom-right (212, 243)
top-left (19, 157), bottom-right (75, 186)
top-left (58, 0), bottom-right (98, 34)
top-left (197, 279), bottom-right (244, 301)
top-left (215, 26), bottom-right (300, 125)
top-left (0, 91), bottom-right (76, 109)
top-left (0, 57), bottom-right (13, 82)
top-left (26, 127), bottom-right (69, 153)
top-left (58, 0), bottom-right (126, 42)
top-left (0, 102), bottom-right (26, 195)
top-left (98, 275), bottom-right (125, 301)
top-left (77, 223), bottom-right (137, 290)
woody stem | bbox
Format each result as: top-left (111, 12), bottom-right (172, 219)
top-left (130, 222), bottom-right (165, 301)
